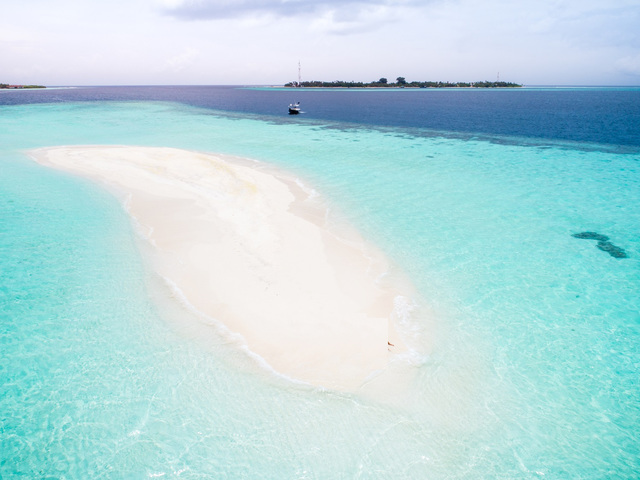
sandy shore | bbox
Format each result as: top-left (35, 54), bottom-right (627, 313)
top-left (30, 146), bottom-right (411, 390)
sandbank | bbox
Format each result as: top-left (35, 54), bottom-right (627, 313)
top-left (29, 146), bottom-right (411, 390)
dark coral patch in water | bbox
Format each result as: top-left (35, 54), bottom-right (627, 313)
top-left (572, 231), bottom-right (610, 242)
top-left (596, 241), bottom-right (629, 259)
top-left (572, 231), bottom-right (629, 259)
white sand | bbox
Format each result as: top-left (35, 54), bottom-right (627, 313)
top-left (30, 146), bottom-right (410, 390)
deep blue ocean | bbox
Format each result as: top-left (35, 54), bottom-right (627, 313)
top-left (1, 86), bottom-right (639, 479)
top-left (3, 85), bottom-right (640, 148)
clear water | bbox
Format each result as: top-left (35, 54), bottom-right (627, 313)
top-left (1, 88), bottom-right (639, 478)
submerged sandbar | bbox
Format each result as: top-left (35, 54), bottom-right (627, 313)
top-left (30, 146), bottom-right (411, 390)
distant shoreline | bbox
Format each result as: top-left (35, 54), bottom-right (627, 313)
top-left (284, 80), bottom-right (522, 88)
top-left (0, 84), bottom-right (46, 89)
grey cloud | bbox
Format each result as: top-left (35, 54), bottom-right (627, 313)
top-left (163, 0), bottom-right (416, 21)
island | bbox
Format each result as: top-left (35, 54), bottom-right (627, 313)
top-left (285, 77), bottom-right (522, 88)
top-left (0, 84), bottom-right (46, 89)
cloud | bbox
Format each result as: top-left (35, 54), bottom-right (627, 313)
top-left (616, 54), bottom-right (640, 77)
top-left (309, 4), bottom-right (401, 35)
top-left (160, 0), bottom-right (418, 22)
top-left (525, 2), bottom-right (640, 49)
top-left (163, 47), bottom-right (200, 72)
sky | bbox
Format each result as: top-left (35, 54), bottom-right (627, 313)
top-left (1, 0), bottom-right (639, 86)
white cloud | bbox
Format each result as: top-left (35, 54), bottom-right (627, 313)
top-left (163, 47), bottom-right (200, 72)
top-left (616, 54), bottom-right (640, 77)
top-left (0, 25), bottom-right (33, 45)
top-left (309, 4), bottom-right (403, 35)
top-left (160, 0), bottom-right (420, 23)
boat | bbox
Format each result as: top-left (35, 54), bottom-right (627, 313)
top-left (288, 102), bottom-right (300, 114)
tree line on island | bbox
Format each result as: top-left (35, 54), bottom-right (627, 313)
top-left (285, 77), bottom-right (522, 88)
top-left (0, 83), bottom-right (46, 89)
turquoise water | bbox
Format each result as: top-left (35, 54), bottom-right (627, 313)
top-left (1, 101), bottom-right (639, 478)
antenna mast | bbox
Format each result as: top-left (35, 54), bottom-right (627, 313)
top-left (298, 61), bottom-right (302, 87)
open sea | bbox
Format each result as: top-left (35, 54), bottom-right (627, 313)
top-left (1, 86), bottom-right (639, 479)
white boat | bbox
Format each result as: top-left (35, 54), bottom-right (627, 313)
top-left (288, 102), bottom-right (300, 114)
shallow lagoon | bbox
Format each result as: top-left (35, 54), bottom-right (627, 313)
top-left (1, 88), bottom-right (639, 478)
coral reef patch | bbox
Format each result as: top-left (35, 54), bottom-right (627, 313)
top-left (572, 232), bottom-right (629, 259)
